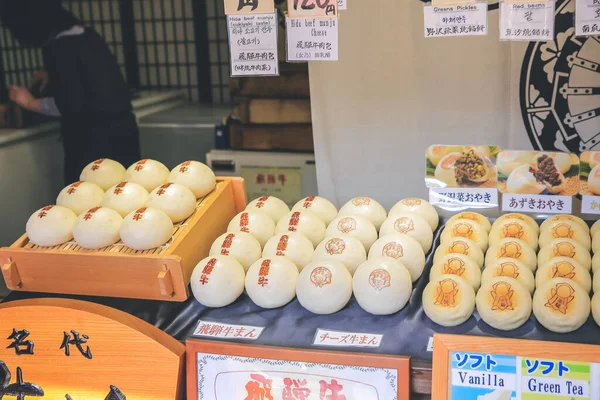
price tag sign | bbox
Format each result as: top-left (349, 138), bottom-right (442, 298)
top-left (192, 321), bottom-right (265, 341)
top-left (288, 0), bottom-right (338, 17)
top-left (227, 13), bottom-right (279, 77)
top-left (338, 0), bottom-right (347, 10)
top-left (450, 352), bottom-right (518, 398)
top-left (500, 1), bottom-right (555, 41)
top-left (424, 3), bottom-right (488, 37)
top-left (429, 187), bottom-right (498, 209)
top-left (313, 329), bottom-right (383, 348)
top-left (286, 16), bottom-right (339, 61)
top-left (576, 0), bottom-right (600, 36)
top-left (502, 194), bottom-right (572, 214)
top-left (224, 0), bottom-right (275, 15)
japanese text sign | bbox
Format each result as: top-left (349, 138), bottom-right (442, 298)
top-left (500, 1), bottom-right (555, 41)
top-left (502, 194), bottom-right (573, 214)
top-left (429, 187), bottom-right (498, 210)
top-left (228, 13), bottom-right (279, 77)
top-left (424, 3), bottom-right (488, 37)
top-left (240, 166), bottom-right (303, 206)
top-left (313, 329), bottom-right (383, 348)
top-left (286, 16), bottom-right (339, 61)
top-left (193, 320), bottom-right (265, 341)
top-left (576, 0), bottom-right (600, 36)
top-left (288, 0), bottom-right (338, 18)
top-left (187, 340), bottom-right (410, 400)
top-left (0, 298), bottom-right (184, 399)
top-left (224, 0), bottom-right (275, 15)
top-left (431, 0), bottom-right (477, 6)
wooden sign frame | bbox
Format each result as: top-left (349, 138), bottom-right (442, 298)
top-left (186, 340), bottom-right (410, 399)
top-left (432, 334), bottom-right (600, 400)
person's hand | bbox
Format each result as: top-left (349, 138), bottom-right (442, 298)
top-left (9, 86), bottom-right (39, 112)
top-left (31, 71), bottom-right (49, 92)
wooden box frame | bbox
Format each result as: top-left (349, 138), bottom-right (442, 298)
top-left (432, 333), bottom-right (600, 400)
top-left (186, 340), bottom-right (411, 400)
top-left (0, 177), bottom-right (246, 302)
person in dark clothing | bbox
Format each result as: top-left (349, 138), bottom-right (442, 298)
top-left (0, 0), bottom-right (141, 184)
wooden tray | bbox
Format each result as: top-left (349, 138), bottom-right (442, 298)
top-left (0, 177), bottom-right (247, 302)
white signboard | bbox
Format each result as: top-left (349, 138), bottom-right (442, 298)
top-left (192, 320), bottom-right (265, 340)
top-left (429, 187), bottom-right (498, 209)
top-left (576, 0), bottom-right (600, 36)
top-left (424, 3), bottom-right (488, 37)
top-left (500, 1), bottom-right (555, 41)
top-left (338, 0), bottom-right (347, 10)
top-left (501, 194), bottom-right (572, 214)
top-left (228, 13), bottom-right (279, 76)
top-left (313, 329), bottom-right (383, 348)
top-left (581, 195), bottom-right (600, 214)
top-left (196, 352), bottom-right (399, 399)
top-left (286, 16), bottom-right (339, 61)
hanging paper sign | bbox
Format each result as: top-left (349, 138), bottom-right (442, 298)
top-left (288, 0), bottom-right (338, 18)
top-left (576, 0), bottom-right (600, 36)
top-left (224, 0), bottom-right (275, 15)
top-left (338, 0), bottom-right (347, 10)
top-left (424, 3), bottom-right (488, 37)
top-left (500, 1), bottom-right (555, 41)
top-left (286, 16), bottom-right (339, 61)
top-left (579, 151), bottom-right (600, 214)
top-left (227, 13), bottom-right (279, 77)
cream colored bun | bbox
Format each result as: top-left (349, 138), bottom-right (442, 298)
top-left (275, 210), bottom-right (326, 247)
top-left (485, 238), bottom-right (538, 271)
top-left (538, 238), bottom-right (591, 271)
top-left (209, 231), bottom-right (262, 272)
top-left (26, 205), bottom-right (77, 247)
top-left (313, 235), bottom-right (367, 275)
top-left (326, 215), bottom-right (378, 251)
top-left (73, 207), bottom-right (123, 250)
top-left (482, 258), bottom-right (535, 295)
top-left (592, 292), bottom-right (600, 327)
top-left (227, 210), bottom-right (276, 247)
top-left (433, 237), bottom-right (484, 268)
top-left (536, 257), bottom-right (591, 293)
top-left (80, 158), bottom-right (126, 191)
top-left (593, 252), bottom-right (600, 274)
top-left (494, 213), bottom-right (539, 235)
top-left (389, 198), bottom-right (439, 231)
top-left (57, 181), bottom-right (104, 216)
top-left (148, 183), bottom-right (197, 223)
top-left (595, 272), bottom-right (600, 294)
top-left (533, 278), bottom-right (590, 333)
top-left (434, 152), bottom-right (461, 187)
top-left (591, 219), bottom-right (600, 237)
top-left (246, 196), bottom-right (290, 223)
top-left (497, 150), bottom-right (535, 177)
top-left (476, 277), bottom-right (532, 331)
top-left (426, 145), bottom-right (463, 166)
top-left (423, 274), bottom-right (475, 327)
top-left (430, 253), bottom-right (481, 291)
top-left (169, 160), bottom-right (216, 198)
top-left (380, 212), bottom-right (433, 253)
top-left (101, 182), bottom-right (149, 218)
top-left (338, 197), bottom-right (387, 230)
top-left (292, 196), bottom-right (337, 225)
top-left (540, 214), bottom-right (589, 234)
top-left (534, 152), bottom-right (572, 175)
top-left (587, 165), bottom-right (600, 195)
top-left (592, 233), bottom-right (600, 254)
top-left (447, 212), bottom-right (491, 233)
top-left (190, 255), bottom-right (245, 308)
top-left (245, 257), bottom-right (299, 309)
top-left (540, 220), bottom-right (591, 251)
top-left (125, 159), bottom-right (170, 192)
top-left (489, 218), bottom-right (539, 250)
top-left (296, 260), bottom-right (352, 315)
top-left (441, 219), bottom-right (488, 252)
top-left (263, 232), bottom-right (314, 272)
top-left (120, 207), bottom-right (173, 250)
top-left (352, 257), bottom-right (413, 315)
top-left (369, 234), bottom-right (426, 282)
top-left (506, 164), bottom-right (545, 194)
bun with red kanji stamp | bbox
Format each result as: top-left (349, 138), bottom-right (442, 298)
top-left (423, 274), bottom-right (475, 327)
top-left (148, 183), bottom-right (197, 223)
top-left (533, 278), bottom-right (590, 333)
top-left (191, 255), bottom-right (245, 308)
top-left (247, 196), bottom-right (290, 223)
top-left (26, 205), bottom-right (77, 247)
top-left (245, 257), bottom-right (299, 309)
top-left (101, 182), bottom-right (150, 218)
top-left (57, 181), bottom-right (104, 216)
top-left (227, 210), bottom-right (276, 247)
top-left (80, 158), bottom-right (126, 191)
top-left (292, 196), bottom-right (338, 225)
top-left (262, 232), bottom-right (314, 272)
top-left (125, 159), bottom-right (170, 192)
top-left (209, 231), bottom-right (262, 272)
top-left (169, 160), bottom-right (216, 198)
top-left (73, 207), bottom-right (123, 249)
top-left (119, 207), bottom-right (173, 250)
top-left (275, 210), bottom-right (326, 247)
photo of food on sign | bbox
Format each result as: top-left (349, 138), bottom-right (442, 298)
top-left (497, 150), bottom-right (580, 196)
top-left (579, 151), bottom-right (600, 196)
top-left (426, 145), bottom-right (499, 189)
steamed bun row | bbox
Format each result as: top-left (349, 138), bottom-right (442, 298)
top-left (191, 196), bottom-right (441, 315)
top-left (426, 212), bottom-right (600, 334)
top-left (26, 158), bottom-right (216, 250)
